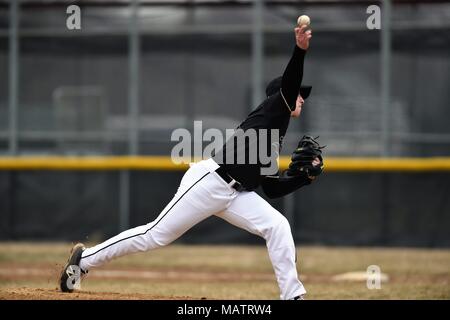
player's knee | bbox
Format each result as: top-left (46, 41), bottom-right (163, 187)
top-left (275, 216), bottom-right (291, 234)
top-left (147, 229), bottom-right (179, 248)
top-left (265, 214), bottom-right (291, 239)
top-left (152, 236), bottom-right (173, 248)
top-left (128, 231), bottom-right (173, 252)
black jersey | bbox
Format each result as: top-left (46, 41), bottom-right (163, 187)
top-left (213, 46), bottom-right (308, 192)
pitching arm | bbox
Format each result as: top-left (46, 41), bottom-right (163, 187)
top-left (280, 26), bottom-right (311, 110)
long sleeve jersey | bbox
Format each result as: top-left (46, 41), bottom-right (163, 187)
top-left (212, 46), bottom-right (312, 197)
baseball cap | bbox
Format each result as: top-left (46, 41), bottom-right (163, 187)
top-left (265, 76), bottom-right (312, 100)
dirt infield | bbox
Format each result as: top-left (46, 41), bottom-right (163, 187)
top-left (0, 243), bottom-right (449, 300)
top-left (0, 266), bottom-right (275, 282)
top-left (0, 287), bottom-right (194, 300)
top-left (0, 262), bottom-right (276, 300)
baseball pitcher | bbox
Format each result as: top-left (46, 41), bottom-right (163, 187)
top-left (60, 24), bottom-right (323, 300)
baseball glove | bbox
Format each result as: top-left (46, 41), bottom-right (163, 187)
top-left (287, 135), bottom-right (325, 178)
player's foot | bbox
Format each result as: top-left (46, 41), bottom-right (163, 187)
top-left (59, 243), bottom-right (87, 293)
top-left (292, 294), bottom-right (305, 300)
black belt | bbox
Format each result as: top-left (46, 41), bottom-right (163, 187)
top-left (215, 166), bottom-right (245, 192)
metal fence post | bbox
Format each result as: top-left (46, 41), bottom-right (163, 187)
top-left (119, 170), bottom-right (131, 232)
top-left (251, 0), bottom-right (264, 110)
top-left (380, 0), bottom-right (392, 245)
top-left (129, 0), bottom-right (140, 156)
top-left (8, 0), bottom-right (19, 156)
top-left (381, 0), bottom-right (392, 157)
top-left (119, 0), bottom-right (141, 232)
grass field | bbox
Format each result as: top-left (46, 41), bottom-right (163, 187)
top-left (0, 243), bottom-right (449, 300)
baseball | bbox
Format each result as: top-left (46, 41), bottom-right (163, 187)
top-left (297, 15), bottom-right (311, 27)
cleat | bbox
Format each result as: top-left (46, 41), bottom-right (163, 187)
top-left (59, 243), bottom-right (87, 293)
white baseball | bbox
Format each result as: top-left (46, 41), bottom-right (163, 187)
top-left (297, 15), bottom-right (310, 26)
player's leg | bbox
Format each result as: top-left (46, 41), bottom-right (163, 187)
top-left (215, 191), bottom-right (305, 300)
top-left (79, 161), bottom-right (235, 271)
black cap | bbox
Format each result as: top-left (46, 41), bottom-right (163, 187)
top-left (265, 76), bottom-right (312, 100)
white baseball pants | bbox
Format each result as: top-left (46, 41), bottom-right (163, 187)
top-left (79, 158), bottom-right (306, 300)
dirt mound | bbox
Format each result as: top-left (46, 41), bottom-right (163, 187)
top-left (0, 287), bottom-right (194, 300)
